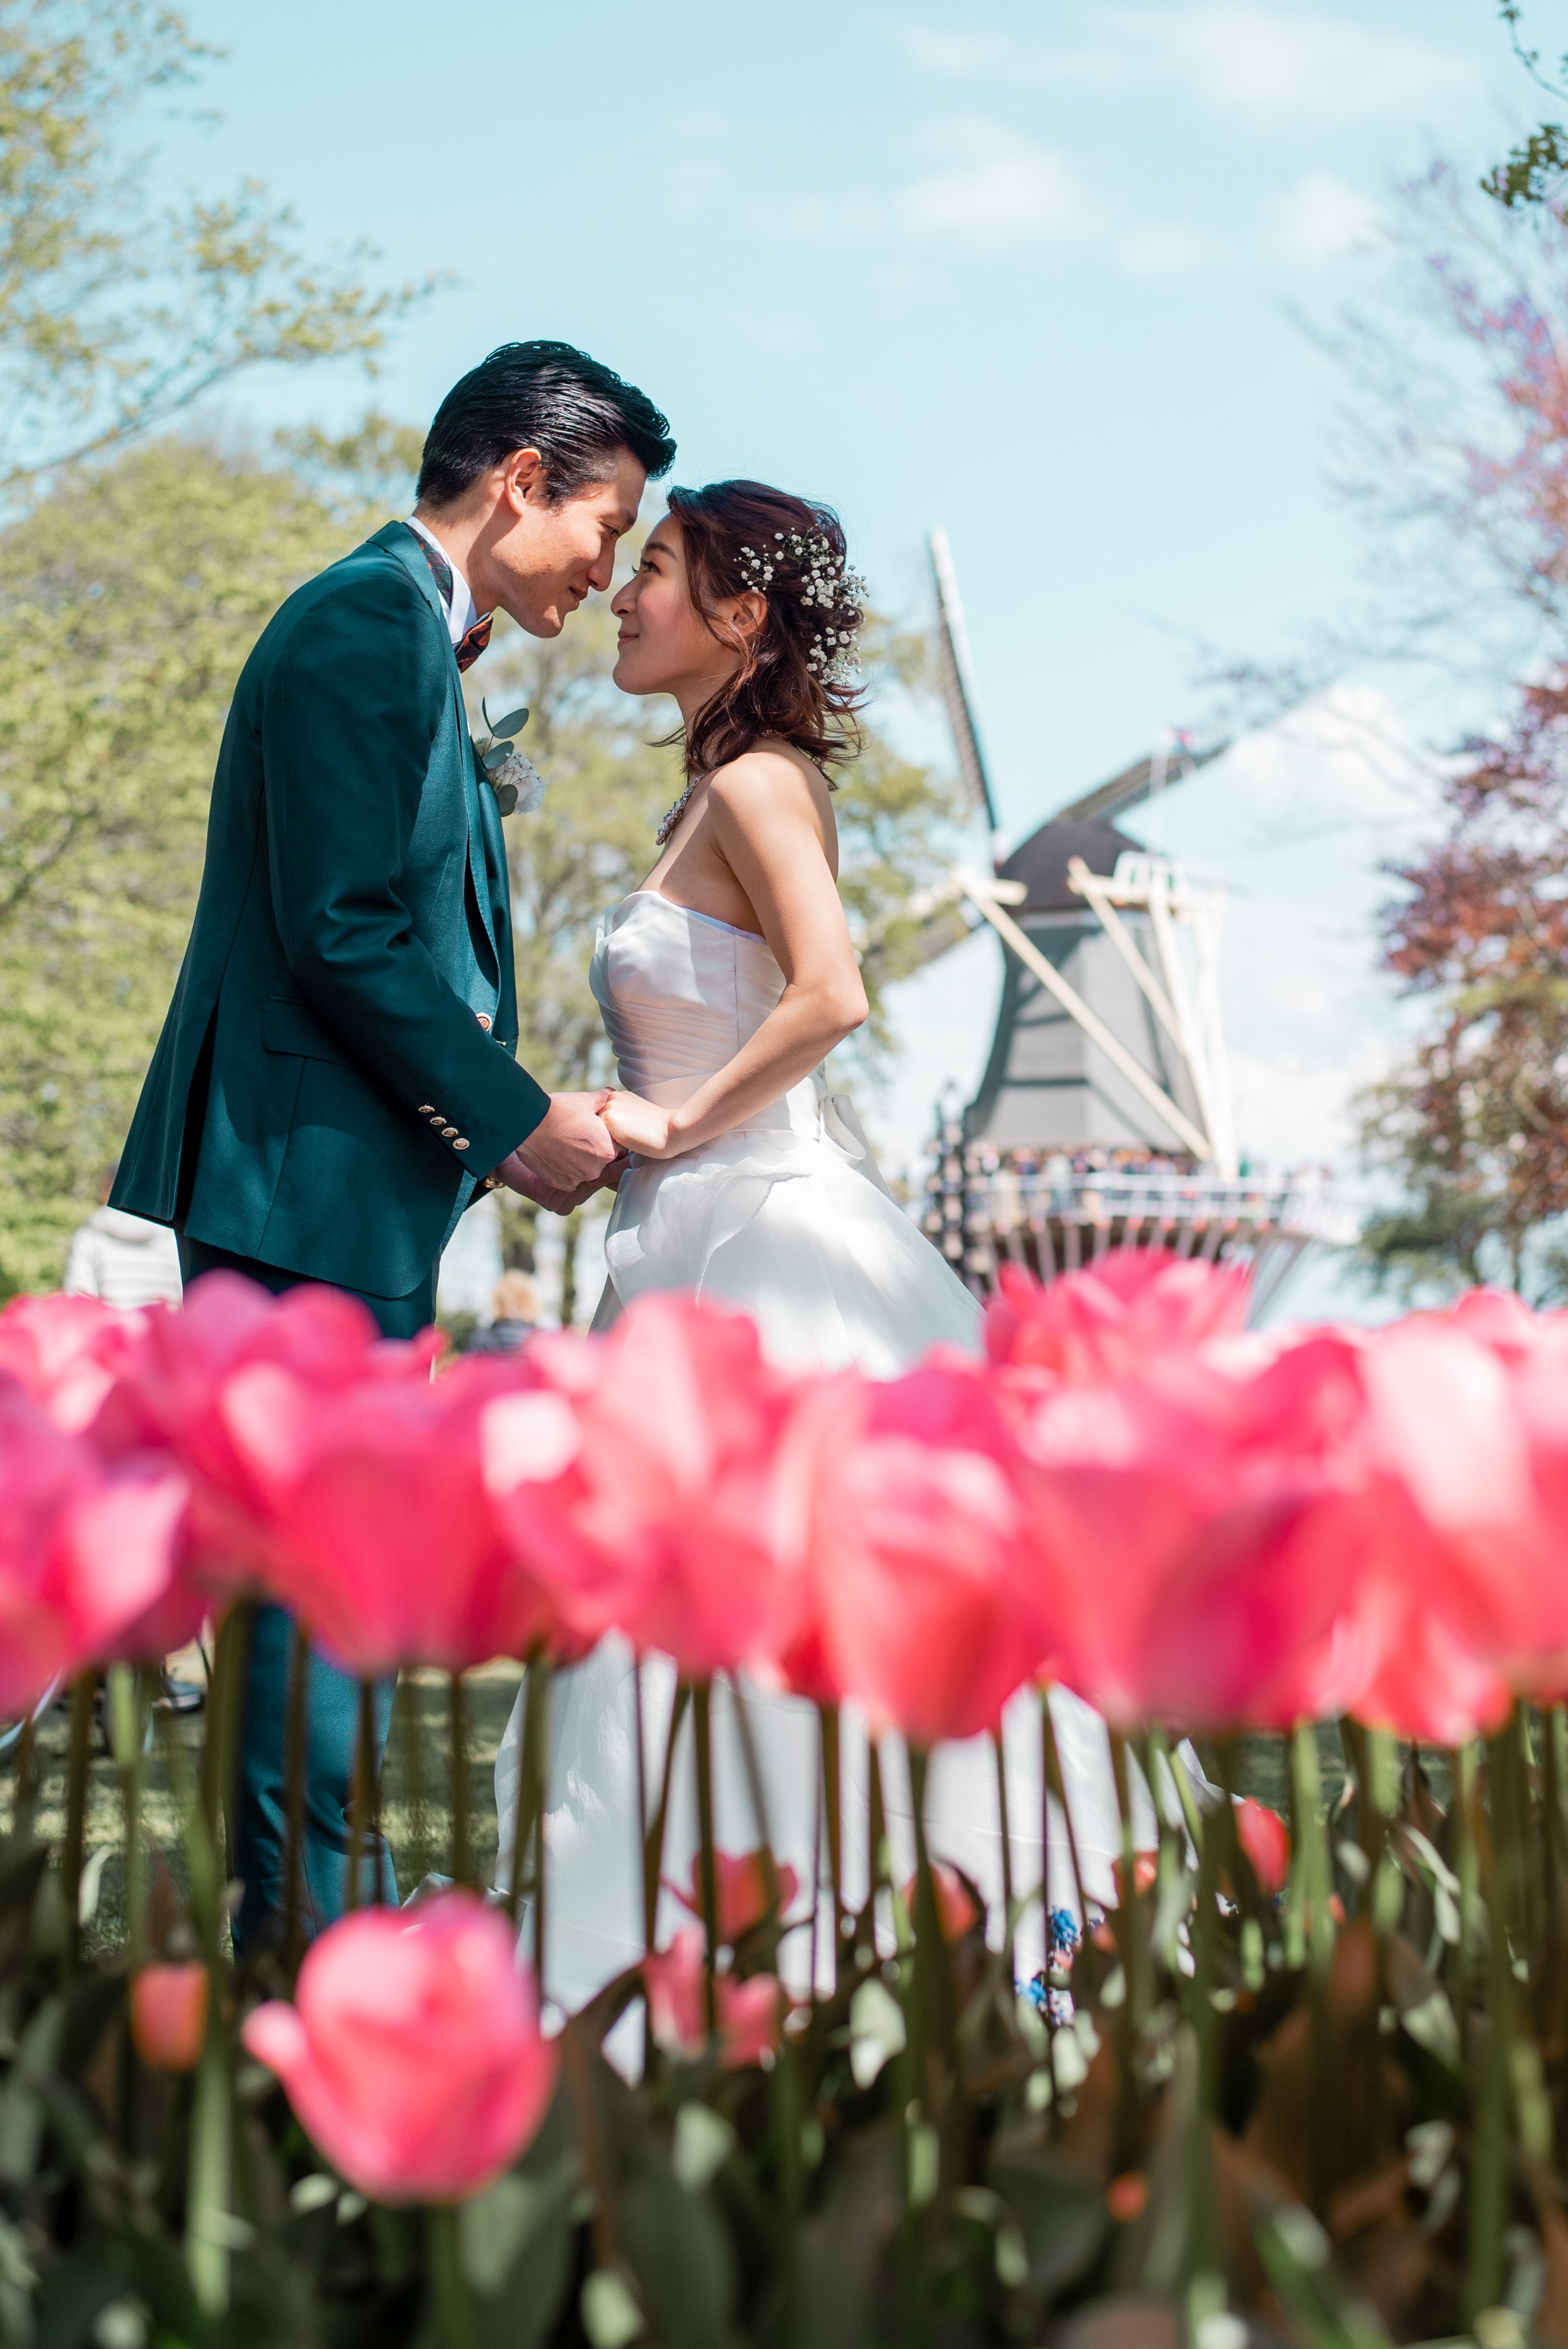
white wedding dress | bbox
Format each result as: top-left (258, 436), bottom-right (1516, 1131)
top-left (494, 891), bottom-right (1176, 2026)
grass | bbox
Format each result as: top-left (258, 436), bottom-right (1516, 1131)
top-left (0, 1650), bottom-right (524, 1956)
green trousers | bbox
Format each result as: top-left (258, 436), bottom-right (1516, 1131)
top-left (177, 1235), bottom-right (437, 1951)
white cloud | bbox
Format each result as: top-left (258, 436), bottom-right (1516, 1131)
top-left (899, 4), bottom-right (1476, 130)
top-left (773, 120), bottom-right (1098, 253)
top-left (1262, 171), bottom-right (1384, 263)
top-left (1148, 5), bottom-right (1474, 128)
top-left (1113, 221), bottom-right (1224, 277)
top-left (896, 120), bottom-right (1099, 250)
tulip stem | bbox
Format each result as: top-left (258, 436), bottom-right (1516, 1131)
top-left (1469, 1729), bottom-right (1516, 2318)
top-left (61, 1673), bottom-right (93, 1971)
top-left (1041, 1691), bottom-right (1087, 1946)
top-left (447, 1672), bottom-right (469, 1891)
top-left (186, 2014), bottom-right (232, 2318)
top-left (346, 1678), bottom-right (378, 1910)
top-left (530, 1666), bottom-right (550, 1993)
top-left (1108, 1729), bottom-right (1149, 2034)
top-left (992, 1725), bottom-right (1015, 1989)
top-left (820, 1703), bottom-right (844, 1991)
top-left (906, 1743), bottom-right (956, 2099)
top-left (426, 2203), bottom-right (475, 2349)
top-left (729, 1677), bottom-right (783, 1954)
top-left (633, 1653), bottom-right (649, 1940)
top-left (109, 1665), bottom-right (147, 1969)
top-left (507, 1655), bottom-right (548, 1934)
top-left (201, 1604), bottom-right (248, 1899)
top-left (863, 1734), bottom-right (887, 1959)
top-left (1290, 1724), bottom-right (1334, 2210)
top-left (281, 1623), bottom-right (310, 1969)
top-left (643, 1678), bottom-right (691, 1958)
top-left (692, 1681), bottom-right (719, 2039)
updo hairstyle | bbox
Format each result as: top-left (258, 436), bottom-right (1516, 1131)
top-left (663, 480), bottom-right (867, 782)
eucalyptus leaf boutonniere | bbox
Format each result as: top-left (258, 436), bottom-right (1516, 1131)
top-left (477, 697), bottom-right (544, 817)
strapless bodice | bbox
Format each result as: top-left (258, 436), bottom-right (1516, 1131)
top-left (591, 891), bottom-right (805, 1133)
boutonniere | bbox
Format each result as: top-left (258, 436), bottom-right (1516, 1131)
top-left (477, 699), bottom-right (545, 816)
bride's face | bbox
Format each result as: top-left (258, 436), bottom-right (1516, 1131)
top-left (612, 519), bottom-right (752, 701)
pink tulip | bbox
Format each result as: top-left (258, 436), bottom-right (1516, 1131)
top-left (0, 1377), bottom-right (190, 1712)
top-left (789, 1359), bottom-right (1048, 1744)
top-left (0, 1292), bottom-right (154, 1435)
top-left (241, 1894), bottom-right (556, 2204)
top-left (110, 1271), bottom-right (440, 1593)
top-left (132, 1962), bottom-right (209, 2071)
top-left (487, 1296), bottom-right (802, 1680)
top-left (669, 1848), bottom-right (801, 1944)
top-left (642, 1927), bottom-right (783, 2070)
top-left (216, 1360), bottom-right (557, 1676)
top-left (1234, 1799), bottom-right (1290, 1896)
top-left (986, 1253), bottom-right (1251, 1386)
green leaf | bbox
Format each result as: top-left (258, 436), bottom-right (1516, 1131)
top-left (990, 2145), bottom-right (1110, 2303)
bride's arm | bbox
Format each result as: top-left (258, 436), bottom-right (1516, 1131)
top-left (603, 753), bottom-right (867, 1160)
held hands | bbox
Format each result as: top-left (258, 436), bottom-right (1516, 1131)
top-left (601, 1091), bottom-right (677, 1159)
top-left (490, 1088), bottom-right (627, 1216)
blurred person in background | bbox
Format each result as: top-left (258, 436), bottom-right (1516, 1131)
top-left (471, 1269), bottom-right (540, 1352)
top-left (63, 1163), bottom-right (183, 1309)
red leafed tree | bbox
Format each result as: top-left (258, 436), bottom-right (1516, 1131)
top-left (1362, 676), bottom-right (1568, 1297)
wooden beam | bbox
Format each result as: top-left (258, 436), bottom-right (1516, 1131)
top-left (960, 874), bottom-right (1215, 1162)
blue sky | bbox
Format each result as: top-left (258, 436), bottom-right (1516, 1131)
top-left (166, 0), bottom-right (1507, 818)
top-left (157, 1), bottom-right (1530, 1280)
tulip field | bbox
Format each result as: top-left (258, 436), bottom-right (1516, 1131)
top-left (8, 1255), bottom-right (1568, 2346)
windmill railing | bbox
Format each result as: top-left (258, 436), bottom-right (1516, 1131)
top-left (921, 1140), bottom-right (1359, 1306)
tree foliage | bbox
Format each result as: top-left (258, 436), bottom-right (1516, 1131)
top-left (1484, 3), bottom-right (1568, 212)
top-left (1359, 677), bottom-right (1568, 1300)
top-left (0, 0), bottom-right (423, 484)
top-left (0, 435), bottom-right (381, 1295)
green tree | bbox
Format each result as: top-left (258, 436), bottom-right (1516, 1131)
top-left (0, 434), bottom-right (389, 1291)
top-left (0, 0), bottom-right (421, 484)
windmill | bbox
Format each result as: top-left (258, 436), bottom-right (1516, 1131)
top-left (911, 529), bottom-right (1355, 1313)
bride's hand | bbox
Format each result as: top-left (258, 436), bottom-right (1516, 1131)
top-left (601, 1091), bottom-right (675, 1158)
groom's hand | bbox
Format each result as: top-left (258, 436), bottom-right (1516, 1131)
top-left (516, 1090), bottom-right (618, 1190)
top-left (489, 1150), bottom-right (627, 1217)
top-left (514, 1085), bottom-right (610, 1193)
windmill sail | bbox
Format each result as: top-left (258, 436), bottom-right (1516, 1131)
top-left (928, 526), bottom-right (1000, 838)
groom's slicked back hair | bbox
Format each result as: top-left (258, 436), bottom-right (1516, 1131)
top-left (416, 341), bottom-right (674, 508)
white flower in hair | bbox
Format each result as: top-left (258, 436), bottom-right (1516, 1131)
top-left (735, 524), bottom-right (868, 687)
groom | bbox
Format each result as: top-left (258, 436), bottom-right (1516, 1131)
top-left (112, 340), bottom-right (675, 1949)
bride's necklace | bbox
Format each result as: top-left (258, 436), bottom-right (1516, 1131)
top-left (655, 778), bottom-right (698, 847)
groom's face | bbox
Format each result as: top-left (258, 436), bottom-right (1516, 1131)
top-left (490, 448), bottom-right (647, 637)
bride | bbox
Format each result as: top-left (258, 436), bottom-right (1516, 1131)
top-left (494, 482), bottom-right (1166, 2016)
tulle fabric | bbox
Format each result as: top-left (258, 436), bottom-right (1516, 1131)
top-left (495, 891), bottom-right (1157, 2029)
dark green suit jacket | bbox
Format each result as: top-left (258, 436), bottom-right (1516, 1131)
top-left (112, 522), bottom-right (549, 1298)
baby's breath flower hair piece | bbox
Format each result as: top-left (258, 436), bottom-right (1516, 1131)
top-left (735, 528), bottom-right (869, 688)
top-left (664, 480), bottom-right (869, 782)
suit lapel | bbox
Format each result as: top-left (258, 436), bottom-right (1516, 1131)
top-left (370, 524), bottom-right (500, 986)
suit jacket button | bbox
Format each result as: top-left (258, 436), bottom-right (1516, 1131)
top-left (429, 1113), bottom-right (444, 1126)
top-left (418, 1104), bottom-right (435, 1115)
top-left (442, 1125), bottom-right (459, 1139)
top-left (475, 1012), bottom-right (492, 1031)
top-left (454, 1138), bottom-right (470, 1151)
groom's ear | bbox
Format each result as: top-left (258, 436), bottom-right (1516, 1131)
top-left (499, 447), bottom-right (549, 511)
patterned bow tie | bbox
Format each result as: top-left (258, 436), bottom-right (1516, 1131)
top-left (405, 526), bottom-right (494, 672)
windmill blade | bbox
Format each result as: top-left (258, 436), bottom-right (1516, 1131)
top-left (1051, 736), bottom-right (1228, 827)
top-left (929, 527), bottom-right (1000, 838)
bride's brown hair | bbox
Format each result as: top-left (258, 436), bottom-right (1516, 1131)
top-left (663, 480), bottom-right (866, 782)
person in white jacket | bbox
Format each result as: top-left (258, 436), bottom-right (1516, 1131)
top-left (63, 1164), bottom-right (183, 1310)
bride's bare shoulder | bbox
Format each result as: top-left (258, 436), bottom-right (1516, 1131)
top-left (707, 740), bottom-right (834, 830)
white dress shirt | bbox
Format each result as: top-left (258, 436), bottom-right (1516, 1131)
top-left (405, 514), bottom-right (480, 648)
